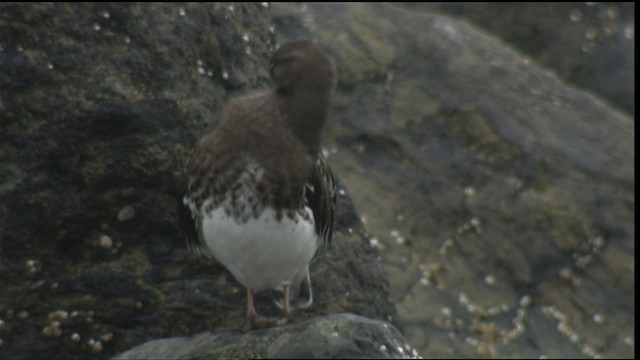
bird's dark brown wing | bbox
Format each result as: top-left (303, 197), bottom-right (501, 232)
top-left (178, 184), bottom-right (201, 255)
top-left (178, 153), bottom-right (212, 259)
top-left (305, 154), bottom-right (336, 257)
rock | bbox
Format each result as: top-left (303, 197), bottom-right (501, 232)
top-left (398, 3), bottom-right (636, 116)
top-left (273, 3), bottom-right (633, 358)
top-left (114, 313), bottom-right (416, 359)
top-left (0, 3), bottom-right (397, 359)
top-left (3, 2), bottom-right (633, 358)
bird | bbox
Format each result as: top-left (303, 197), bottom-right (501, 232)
top-left (179, 40), bottom-right (337, 327)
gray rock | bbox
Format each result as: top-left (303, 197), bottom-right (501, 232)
top-left (398, 2), bottom-right (635, 116)
top-left (273, 3), bottom-right (633, 358)
top-left (0, 3), bottom-right (396, 359)
top-left (114, 313), bottom-right (416, 359)
top-left (2, 2), bottom-right (633, 359)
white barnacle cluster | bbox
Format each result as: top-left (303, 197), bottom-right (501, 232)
top-left (197, 60), bottom-right (205, 75)
top-left (573, 236), bottom-right (605, 269)
top-left (541, 305), bottom-right (602, 358)
top-left (117, 205), bottom-right (136, 222)
top-left (42, 310), bottom-right (69, 337)
top-left (558, 235), bottom-right (606, 288)
top-left (417, 262), bottom-right (442, 287)
top-left (87, 338), bottom-right (103, 352)
top-left (446, 291), bottom-right (534, 355)
top-left (368, 236), bottom-right (384, 250)
top-left (463, 186), bottom-right (476, 197)
top-left (458, 292), bottom-right (512, 318)
top-left (25, 259), bottom-right (42, 276)
top-left (465, 335), bottom-right (495, 357)
top-left (497, 306), bottom-right (527, 345)
top-left (389, 228), bottom-right (406, 245)
top-left (38, 308), bottom-right (114, 352)
top-left (99, 234), bottom-right (113, 249)
top-left (438, 238), bottom-right (453, 256)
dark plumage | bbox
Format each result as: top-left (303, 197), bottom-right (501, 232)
top-left (179, 40), bottom-right (337, 325)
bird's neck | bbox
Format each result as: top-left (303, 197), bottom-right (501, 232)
top-left (279, 88), bottom-right (331, 157)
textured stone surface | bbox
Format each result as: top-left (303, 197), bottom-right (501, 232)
top-left (114, 313), bottom-right (415, 359)
top-left (0, 3), bottom-right (396, 359)
top-left (399, 2), bottom-right (635, 116)
top-left (273, 3), bottom-right (633, 358)
top-left (2, 2), bottom-right (633, 359)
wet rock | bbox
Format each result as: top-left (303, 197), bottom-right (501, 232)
top-left (399, 2), bottom-right (635, 116)
top-left (3, 2), bottom-right (633, 359)
top-left (0, 3), bottom-right (396, 359)
top-left (274, 3), bottom-right (633, 358)
top-left (114, 313), bottom-right (415, 359)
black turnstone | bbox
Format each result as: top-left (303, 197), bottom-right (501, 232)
top-left (179, 40), bottom-right (337, 326)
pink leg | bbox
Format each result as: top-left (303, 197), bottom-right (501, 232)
top-left (247, 288), bottom-right (258, 319)
top-left (283, 284), bottom-right (291, 316)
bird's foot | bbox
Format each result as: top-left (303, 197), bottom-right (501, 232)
top-left (243, 315), bottom-right (285, 331)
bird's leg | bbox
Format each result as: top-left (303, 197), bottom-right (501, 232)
top-left (283, 283), bottom-right (291, 317)
top-left (220, 288), bottom-right (262, 333)
top-left (247, 288), bottom-right (258, 319)
top-left (243, 288), bottom-right (259, 331)
top-left (272, 283), bottom-right (293, 326)
top-left (245, 288), bottom-right (278, 330)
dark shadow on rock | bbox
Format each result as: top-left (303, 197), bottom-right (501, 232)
top-left (0, 3), bottom-right (398, 359)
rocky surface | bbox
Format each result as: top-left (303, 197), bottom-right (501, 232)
top-left (1, 2), bottom-right (634, 359)
top-left (114, 313), bottom-right (415, 359)
top-left (273, 3), bottom-right (634, 358)
top-left (400, 2), bottom-right (635, 116)
top-left (0, 3), bottom-right (398, 359)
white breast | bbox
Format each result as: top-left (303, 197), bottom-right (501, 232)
top-left (200, 206), bottom-right (318, 292)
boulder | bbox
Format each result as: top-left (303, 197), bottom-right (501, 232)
top-left (0, 3), bottom-right (398, 358)
top-left (273, 3), bottom-right (633, 358)
top-left (399, 2), bottom-right (636, 116)
top-left (114, 313), bottom-right (415, 359)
